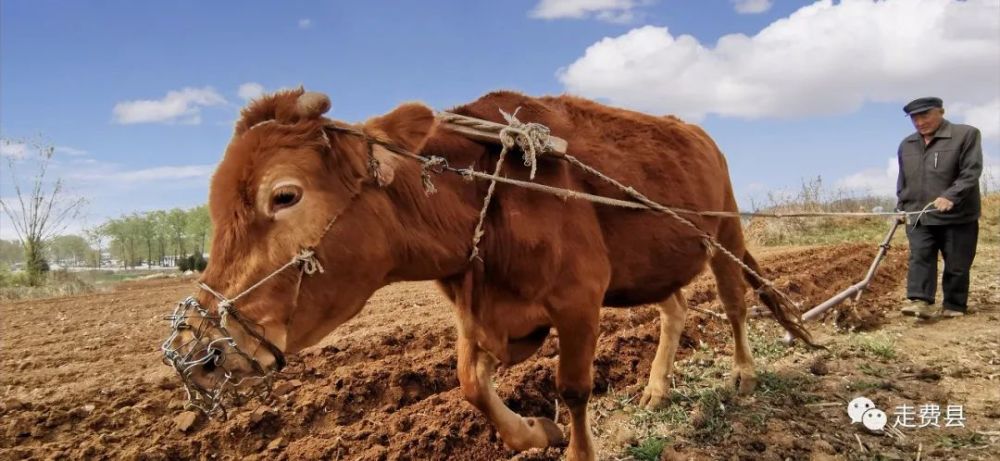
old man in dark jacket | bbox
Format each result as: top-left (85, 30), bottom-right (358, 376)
top-left (896, 97), bottom-right (983, 319)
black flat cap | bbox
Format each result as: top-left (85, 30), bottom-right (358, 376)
top-left (903, 97), bottom-right (943, 115)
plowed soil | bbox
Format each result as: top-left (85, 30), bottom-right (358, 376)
top-left (2, 242), bottom-right (996, 460)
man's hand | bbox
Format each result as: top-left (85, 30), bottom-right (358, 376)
top-left (933, 196), bottom-right (954, 212)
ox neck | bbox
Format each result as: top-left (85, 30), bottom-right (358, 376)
top-left (380, 148), bottom-right (485, 283)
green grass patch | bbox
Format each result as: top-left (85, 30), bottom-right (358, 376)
top-left (845, 379), bottom-right (881, 393)
top-left (852, 333), bottom-right (897, 360)
top-left (756, 370), bottom-right (816, 404)
top-left (751, 335), bottom-right (789, 363)
top-left (626, 436), bottom-right (670, 461)
top-left (634, 402), bottom-right (689, 427)
top-left (857, 362), bottom-right (887, 377)
top-left (691, 388), bottom-right (733, 443)
top-left (936, 432), bottom-right (988, 449)
top-left (745, 409), bottom-right (769, 429)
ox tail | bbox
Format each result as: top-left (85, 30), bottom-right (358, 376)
top-left (741, 251), bottom-right (819, 347)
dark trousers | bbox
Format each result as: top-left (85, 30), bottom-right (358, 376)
top-left (905, 221), bottom-right (978, 312)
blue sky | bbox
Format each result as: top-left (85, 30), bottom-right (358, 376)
top-left (2, 0), bottom-right (998, 239)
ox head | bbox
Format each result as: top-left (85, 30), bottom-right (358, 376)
top-left (162, 88), bottom-right (438, 415)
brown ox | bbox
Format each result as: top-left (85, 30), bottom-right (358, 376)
top-left (175, 88), bottom-right (810, 460)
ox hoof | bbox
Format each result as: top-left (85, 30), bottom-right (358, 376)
top-left (524, 417), bottom-right (565, 447)
top-left (730, 371), bottom-right (757, 395)
top-left (638, 386), bottom-right (671, 410)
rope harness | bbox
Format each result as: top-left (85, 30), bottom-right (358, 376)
top-left (467, 108), bottom-right (556, 261)
top-left (341, 111), bottom-right (934, 307)
top-left (163, 107), bottom-right (938, 418)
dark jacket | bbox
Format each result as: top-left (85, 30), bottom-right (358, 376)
top-left (896, 119), bottom-right (982, 225)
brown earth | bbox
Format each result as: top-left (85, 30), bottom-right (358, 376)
top-left (1, 242), bottom-right (996, 460)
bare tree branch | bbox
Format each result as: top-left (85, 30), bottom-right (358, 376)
top-left (0, 137), bottom-right (87, 285)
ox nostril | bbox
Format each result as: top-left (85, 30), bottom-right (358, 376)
top-left (202, 348), bottom-right (222, 373)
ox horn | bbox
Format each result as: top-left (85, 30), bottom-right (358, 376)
top-left (297, 92), bottom-right (332, 119)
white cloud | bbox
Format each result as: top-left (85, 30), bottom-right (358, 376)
top-left (298, 18), bottom-right (312, 29)
top-left (70, 164), bottom-right (215, 183)
top-left (54, 146), bottom-right (88, 156)
top-left (836, 153), bottom-right (1000, 198)
top-left (0, 141), bottom-right (28, 160)
top-left (558, 0), bottom-right (1000, 121)
top-left (732, 0), bottom-right (772, 14)
top-left (836, 157), bottom-right (898, 197)
top-left (530, 0), bottom-right (649, 23)
top-left (951, 98), bottom-right (1000, 140)
top-left (112, 87), bottom-right (228, 124)
top-left (238, 82), bottom-right (266, 101)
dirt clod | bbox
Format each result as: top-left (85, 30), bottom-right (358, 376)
top-left (3, 397), bottom-right (25, 411)
top-left (267, 437), bottom-right (286, 451)
top-left (173, 411), bottom-right (198, 432)
top-left (809, 357), bottom-right (829, 376)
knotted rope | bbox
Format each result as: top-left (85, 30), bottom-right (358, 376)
top-left (468, 138), bottom-right (509, 262)
top-left (198, 249), bottom-right (325, 314)
top-left (497, 108), bottom-right (553, 180)
top-left (421, 156), bottom-right (448, 195)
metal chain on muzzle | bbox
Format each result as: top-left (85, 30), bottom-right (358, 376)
top-left (161, 297), bottom-right (276, 419)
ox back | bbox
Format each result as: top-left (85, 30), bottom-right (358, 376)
top-left (440, 91), bottom-right (739, 309)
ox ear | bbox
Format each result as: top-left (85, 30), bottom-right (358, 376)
top-left (364, 103), bottom-right (438, 153)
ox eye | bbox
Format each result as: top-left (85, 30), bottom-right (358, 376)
top-left (270, 184), bottom-right (302, 213)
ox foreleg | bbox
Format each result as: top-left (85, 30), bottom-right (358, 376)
top-left (456, 334), bottom-right (564, 451)
top-left (547, 294), bottom-right (601, 461)
top-left (639, 290), bottom-right (688, 410)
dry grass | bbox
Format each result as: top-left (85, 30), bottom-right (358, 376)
top-left (0, 268), bottom-right (170, 301)
top-left (0, 270), bottom-right (98, 301)
top-left (745, 176), bottom-right (999, 247)
top-left (744, 177), bottom-right (895, 247)
top-left (980, 193), bottom-right (999, 244)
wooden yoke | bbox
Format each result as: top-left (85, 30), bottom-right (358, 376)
top-left (437, 111), bottom-right (569, 155)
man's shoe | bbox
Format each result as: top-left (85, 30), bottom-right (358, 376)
top-left (901, 299), bottom-right (935, 319)
top-left (940, 309), bottom-right (966, 318)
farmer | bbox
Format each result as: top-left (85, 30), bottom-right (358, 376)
top-left (896, 97), bottom-right (983, 319)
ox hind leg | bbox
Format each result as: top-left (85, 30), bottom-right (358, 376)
top-left (456, 333), bottom-right (564, 451)
top-left (709, 222), bottom-right (757, 395)
top-left (638, 290), bottom-right (688, 410)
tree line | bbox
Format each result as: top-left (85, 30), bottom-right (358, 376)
top-left (0, 205), bottom-right (212, 270)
